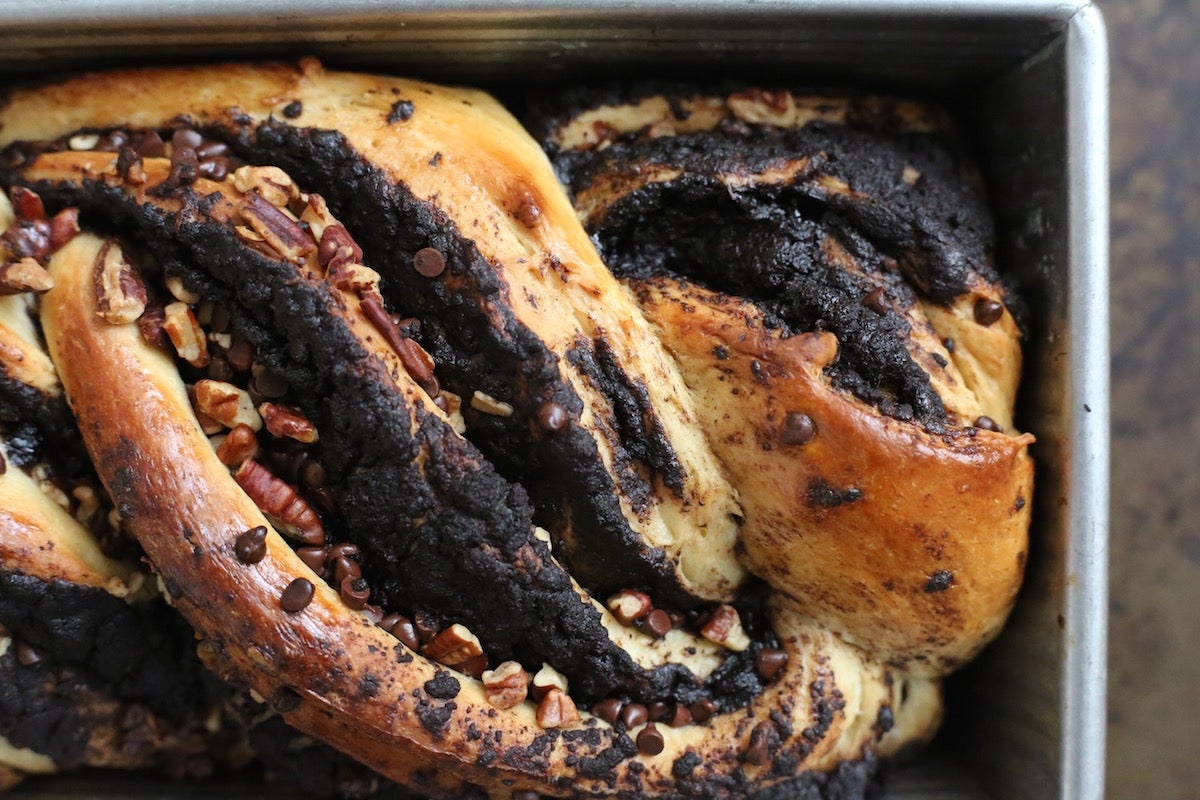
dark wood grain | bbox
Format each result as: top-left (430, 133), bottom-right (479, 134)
top-left (1106, 0), bottom-right (1200, 797)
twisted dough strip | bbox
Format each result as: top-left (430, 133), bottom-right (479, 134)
top-left (0, 204), bottom-right (228, 784)
top-left (0, 60), bottom-right (1025, 797)
top-left (533, 88), bottom-right (1036, 674)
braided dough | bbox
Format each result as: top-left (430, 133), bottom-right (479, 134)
top-left (0, 60), bottom-right (1032, 797)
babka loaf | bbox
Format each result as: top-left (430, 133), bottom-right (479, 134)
top-left (0, 60), bottom-right (1031, 798)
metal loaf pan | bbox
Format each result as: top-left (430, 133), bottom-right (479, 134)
top-left (0, 2), bottom-right (1109, 798)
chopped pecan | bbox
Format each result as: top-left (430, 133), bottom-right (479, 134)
top-left (700, 604), bottom-right (751, 652)
top-left (607, 590), bottom-right (652, 626)
top-left (193, 379), bottom-right (261, 431)
top-left (727, 89), bottom-right (797, 126)
top-left (299, 193), bottom-right (338, 242)
top-left (470, 390), bottom-right (513, 417)
top-left (482, 661), bottom-right (529, 710)
top-left (48, 208), bottom-right (81, 250)
top-left (165, 274), bottom-right (201, 304)
top-left (259, 403), bottom-right (318, 444)
top-left (234, 459), bottom-right (324, 546)
top-left (163, 302), bottom-right (209, 366)
top-left (530, 663), bottom-right (568, 701)
top-left (328, 261), bottom-right (380, 294)
top-left (0, 257), bottom-right (54, 296)
top-left (536, 689), bottom-right (581, 729)
top-left (422, 623), bottom-right (484, 667)
top-left (92, 241), bottom-right (145, 321)
top-left (231, 165), bottom-right (300, 209)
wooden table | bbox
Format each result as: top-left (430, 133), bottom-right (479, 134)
top-left (1105, 1), bottom-right (1200, 797)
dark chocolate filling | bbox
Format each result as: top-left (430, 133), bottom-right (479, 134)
top-left (538, 104), bottom-right (999, 429)
top-left (0, 572), bottom-right (224, 764)
top-left (5, 146), bottom-right (766, 708)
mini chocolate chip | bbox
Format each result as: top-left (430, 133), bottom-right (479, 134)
top-left (270, 687), bottom-right (302, 713)
top-left (340, 576), bottom-right (370, 611)
top-left (512, 792), bottom-right (541, 800)
top-left (206, 356), bottom-right (234, 383)
top-left (973, 415), bottom-right (1004, 432)
top-left (198, 156), bottom-right (230, 181)
top-left (296, 546), bottom-right (328, 575)
top-left (619, 703), bottom-right (648, 730)
top-left (592, 698), bottom-right (623, 725)
top-left (537, 401), bottom-right (568, 433)
top-left (325, 542), bottom-right (360, 563)
top-left (334, 555), bottom-right (362, 584)
top-left (0, 451), bottom-right (6, 476)
top-left (637, 723), bottom-right (665, 756)
top-left (95, 130), bottom-right (129, 152)
top-left (780, 411), bottom-right (817, 446)
top-left (280, 577), bottom-right (315, 612)
top-left (755, 648), bottom-right (788, 682)
top-left (362, 604), bottom-right (384, 625)
top-left (133, 131), bottom-right (165, 157)
top-left (863, 286), bottom-right (888, 315)
top-left (224, 336), bottom-right (255, 372)
top-left (641, 609), bottom-right (672, 639)
top-left (195, 140), bottom-right (230, 159)
top-left (648, 701), bottom-right (673, 723)
top-left (943, 337), bottom-right (956, 353)
top-left (250, 365), bottom-right (289, 399)
top-left (413, 247), bottom-right (446, 278)
top-left (973, 298), bottom-right (1005, 326)
top-left (282, 100), bottom-right (303, 119)
top-left (669, 704), bottom-right (693, 728)
top-left (234, 525), bottom-right (268, 565)
top-left (743, 721), bottom-right (774, 765)
top-left (689, 699), bottom-right (718, 723)
top-left (309, 486), bottom-right (337, 513)
top-left (15, 642), bottom-right (41, 667)
top-left (301, 459), bottom-right (327, 489)
top-left (172, 128), bottom-right (204, 150)
top-left (413, 611), bottom-right (440, 644)
top-left (516, 200), bottom-right (541, 228)
top-left (390, 616), bottom-right (420, 651)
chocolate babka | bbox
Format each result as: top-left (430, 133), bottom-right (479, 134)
top-left (0, 59), bottom-right (1032, 798)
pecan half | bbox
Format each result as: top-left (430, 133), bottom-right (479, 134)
top-left (238, 192), bottom-right (314, 265)
top-left (234, 459), bottom-right (324, 546)
top-left (90, 241), bottom-right (147, 322)
top-left (259, 403), bottom-right (319, 444)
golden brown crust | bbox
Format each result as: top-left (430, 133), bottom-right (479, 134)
top-left (634, 278), bottom-right (1033, 673)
